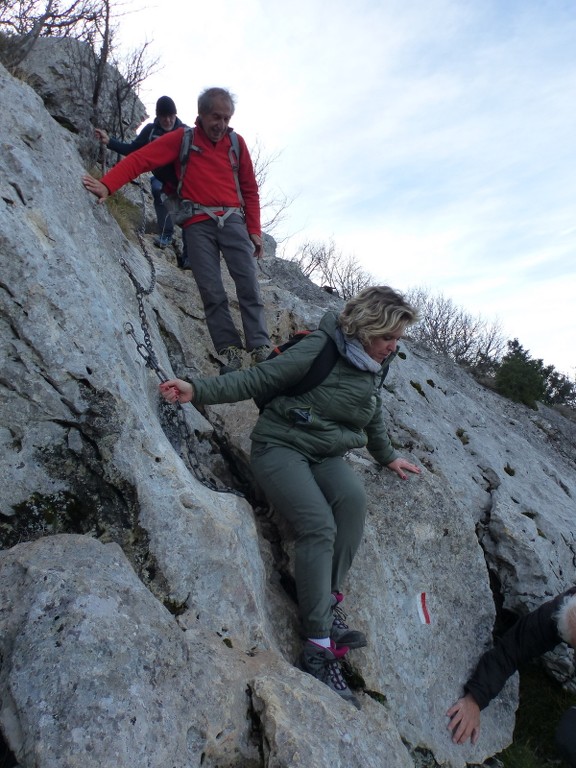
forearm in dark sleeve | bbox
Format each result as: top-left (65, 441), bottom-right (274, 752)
top-left (465, 597), bottom-right (564, 709)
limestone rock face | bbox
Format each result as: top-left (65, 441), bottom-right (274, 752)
top-left (1, 59), bottom-right (575, 768)
top-left (16, 37), bottom-right (146, 156)
top-left (0, 536), bottom-right (201, 767)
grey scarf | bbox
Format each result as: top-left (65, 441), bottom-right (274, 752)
top-left (337, 329), bottom-right (382, 373)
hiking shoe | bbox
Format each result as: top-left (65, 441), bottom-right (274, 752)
top-left (330, 592), bottom-right (367, 650)
top-left (250, 345), bottom-right (271, 365)
top-left (176, 256), bottom-right (191, 270)
top-left (154, 234), bottom-right (173, 248)
top-left (298, 641), bottom-right (361, 710)
top-left (219, 345), bottom-right (243, 374)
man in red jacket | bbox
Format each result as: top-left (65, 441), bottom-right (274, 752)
top-left (447, 588), bottom-right (576, 766)
top-left (83, 87), bottom-right (271, 372)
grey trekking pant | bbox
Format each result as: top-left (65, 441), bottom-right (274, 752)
top-left (250, 442), bottom-right (367, 638)
top-left (183, 214), bottom-right (269, 352)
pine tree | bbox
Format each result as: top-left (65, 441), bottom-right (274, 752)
top-left (495, 339), bottom-right (547, 409)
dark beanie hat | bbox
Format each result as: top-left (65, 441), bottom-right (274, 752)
top-left (156, 96), bottom-right (177, 116)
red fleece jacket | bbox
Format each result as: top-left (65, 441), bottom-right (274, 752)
top-left (100, 125), bottom-right (261, 234)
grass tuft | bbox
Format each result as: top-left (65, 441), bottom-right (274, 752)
top-left (85, 166), bottom-right (142, 242)
top-left (105, 193), bottom-right (143, 242)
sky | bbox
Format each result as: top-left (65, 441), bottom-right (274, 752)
top-left (117, 0), bottom-right (576, 376)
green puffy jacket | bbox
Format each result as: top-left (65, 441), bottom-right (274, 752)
top-left (191, 311), bottom-right (398, 466)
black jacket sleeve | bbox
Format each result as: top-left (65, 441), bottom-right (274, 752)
top-left (464, 589), bottom-right (575, 709)
top-left (107, 124), bottom-right (155, 156)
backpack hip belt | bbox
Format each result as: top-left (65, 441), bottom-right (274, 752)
top-left (192, 204), bottom-right (244, 228)
top-left (161, 197), bottom-right (243, 228)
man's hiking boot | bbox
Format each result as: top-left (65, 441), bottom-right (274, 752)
top-left (154, 234), bottom-right (173, 248)
top-left (250, 345), bottom-right (271, 365)
top-left (219, 345), bottom-right (243, 374)
top-left (330, 592), bottom-right (367, 650)
top-left (298, 640), bottom-right (361, 710)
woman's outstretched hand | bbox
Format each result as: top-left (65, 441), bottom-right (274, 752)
top-left (386, 457), bottom-right (421, 480)
top-left (159, 379), bottom-right (195, 404)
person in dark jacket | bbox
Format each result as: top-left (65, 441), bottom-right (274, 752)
top-left (94, 95), bottom-right (185, 249)
top-left (159, 286), bottom-right (421, 709)
top-left (447, 588), bottom-right (576, 765)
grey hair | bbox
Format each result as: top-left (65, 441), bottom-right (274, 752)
top-left (556, 593), bottom-right (576, 646)
top-left (198, 87), bottom-right (236, 116)
top-left (338, 285), bottom-right (419, 345)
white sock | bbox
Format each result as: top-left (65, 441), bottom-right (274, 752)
top-left (308, 637), bottom-right (331, 648)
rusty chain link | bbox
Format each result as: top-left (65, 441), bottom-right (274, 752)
top-left (119, 183), bottom-right (244, 498)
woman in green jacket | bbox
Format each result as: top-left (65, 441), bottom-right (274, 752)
top-left (160, 286), bottom-right (420, 709)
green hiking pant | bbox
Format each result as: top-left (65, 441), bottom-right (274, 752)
top-left (250, 442), bottom-right (367, 638)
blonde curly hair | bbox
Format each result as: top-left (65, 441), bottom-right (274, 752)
top-left (338, 286), bottom-right (418, 345)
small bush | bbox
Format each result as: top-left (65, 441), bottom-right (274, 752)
top-left (410, 380), bottom-right (427, 398)
top-left (456, 428), bottom-right (470, 445)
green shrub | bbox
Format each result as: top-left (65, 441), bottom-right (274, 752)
top-left (495, 340), bottom-right (546, 409)
top-left (456, 428), bottom-right (469, 445)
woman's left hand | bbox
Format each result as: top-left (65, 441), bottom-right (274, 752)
top-left (386, 457), bottom-right (421, 480)
top-left (159, 378), bottom-right (194, 404)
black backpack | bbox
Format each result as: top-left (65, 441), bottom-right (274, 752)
top-left (254, 331), bottom-right (340, 412)
top-left (148, 122), bottom-right (184, 186)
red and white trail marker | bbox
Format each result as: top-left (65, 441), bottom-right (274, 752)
top-left (417, 592), bottom-right (431, 625)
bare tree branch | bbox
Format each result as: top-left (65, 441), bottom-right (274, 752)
top-left (286, 238), bottom-right (374, 299)
top-left (406, 286), bottom-right (505, 372)
top-left (249, 137), bottom-right (293, 239)
top-left (1, 0), bottom-right (158, 135)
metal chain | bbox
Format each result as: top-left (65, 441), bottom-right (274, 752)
top-left (100, 141), bottom-right (107, 176)
top-left (119, 183), bottom-right (244, 498)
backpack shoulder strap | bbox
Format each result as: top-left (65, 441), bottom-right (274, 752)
top-left (147, 125), bottom-right (160, 143)
top-left (228, 130), bottom-right (244, 207)
top-left (229, 130), bottom-right (240, 161)
top-left (377, 347), bottom-right (399, 389)
top-left (255, 333), bottom-right (340, 413)
top-left (284, 334), bottom-right (340, 398)
top-left (176, 127), bottom-right (201, 196)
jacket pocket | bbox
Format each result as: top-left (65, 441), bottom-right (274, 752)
top-left (288, 406), bottom-right (313, 425)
